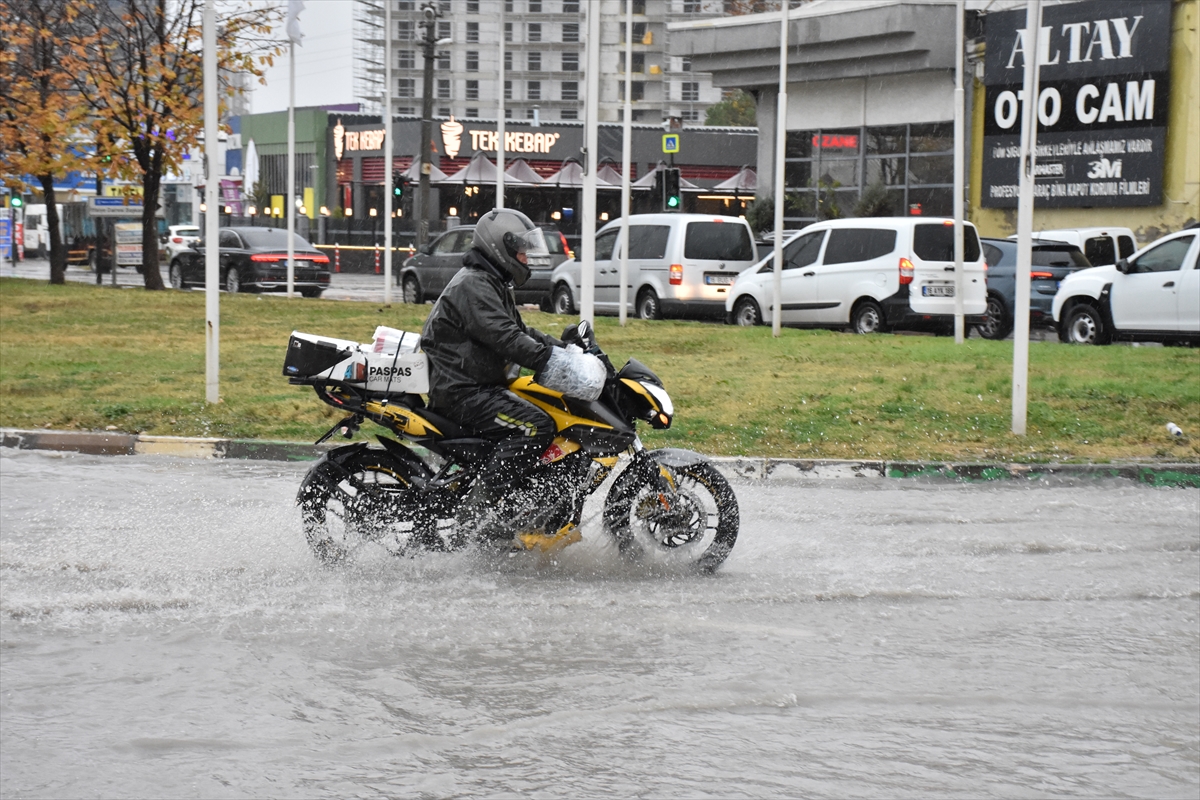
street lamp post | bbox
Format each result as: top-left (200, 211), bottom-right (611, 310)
top-left (416, 2), bottom-right (441, 250)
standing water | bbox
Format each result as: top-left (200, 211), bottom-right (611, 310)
top-left (2, 449), bottom-right (1197, 798)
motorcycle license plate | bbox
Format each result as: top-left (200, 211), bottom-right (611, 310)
top-left (922, 285), bottom-right (954, 297)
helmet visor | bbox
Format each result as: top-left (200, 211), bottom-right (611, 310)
top-left (511, 227), bottom-right (550, 259)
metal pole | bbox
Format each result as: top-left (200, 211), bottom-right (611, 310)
top-left (383, 0), bottom-right (393, 303)
top-left (953, 0), bottom-right (965, 343)
top-left (203, 0), bottom-right (219, 404)
top-left (497, 1), bottom-right (505, 208)
top-left (287, 40), bottom-right (296, 298)
top-left (580, 0), bottom-right (599, 324)
top-left (1012, 0), bottom-right (1042, 435)
top-left (619, 0), bottom-right (632, 326)
top-left (417, 9), bottom-right (437, 249)
top-left (772, 2), bottom-right (789, 338)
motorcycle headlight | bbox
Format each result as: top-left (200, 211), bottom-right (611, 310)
top-left (642, 381), bottom-right (673, 428)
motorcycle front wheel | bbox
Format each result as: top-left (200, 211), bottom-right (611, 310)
top-left (604, 460), bottom-right (739, 573)
top-left (298, 449), bottom-right (439, 562)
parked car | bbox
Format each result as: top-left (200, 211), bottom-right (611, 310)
top-left (1008, 227), bottom-right (1136, 267)
top-left (169, 227), bottom-right (331, 297)
top-left (1053, 228), bottom-right (1199, 345)
top-left (975, 238), bottom-right (1092, 340)
top-left (163, 224), bottom-right (201, 263)
top-left (397, 224), bottom-right (562, 308)
top-left (726, 217), bottom-right (987, 334)
top-left (549, 213), bottom-right (759, 319)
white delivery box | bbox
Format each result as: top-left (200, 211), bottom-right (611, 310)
top-left (284, 328), bottom-right (429, 394)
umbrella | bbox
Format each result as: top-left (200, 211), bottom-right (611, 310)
top-left (595, 164), bottom-right (626, 188)
top-left (402, 160), bottom-right (449, 183)
top-left (713, 166), bottom-right (757, 193)
top-left (242, 139), bottom-right (259, 197)
top-left (631, 162), bottom-right (700, 191)
top-left (504, 158), bottom-right (545, 185)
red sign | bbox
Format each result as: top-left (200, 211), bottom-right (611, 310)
top-left (812, 134), bottom-right (859, 151)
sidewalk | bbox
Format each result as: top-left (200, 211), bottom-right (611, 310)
top-left (4, 428), bottom-right (1198, 487)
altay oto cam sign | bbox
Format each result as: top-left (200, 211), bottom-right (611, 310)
top-left (981, 0), bottom-right (1171, 209)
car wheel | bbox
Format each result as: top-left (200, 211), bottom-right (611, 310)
top-left (552, 284), bottom-right (575, 315)
top-left (1062, 303), bottom-right (1108, 345)
top-left (402, 275), bottom-right (422, 304)
top-left (301, 288), bottom-right (323, 299)
top-left (732, 296), bottom-right (762, 327)
top-left (851, 299), bottom-right (886, 334)
top-left (169, 261), bottom-right (186, 290)
top-left (636, 288), bottom-right (661, 321)
top-left (225, 268), bottom-right (242, 294)
top-left (976, 294), bottom-right (1013, 340)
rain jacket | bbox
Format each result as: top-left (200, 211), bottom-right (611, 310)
top-left (421, 248), bottom-right (561, 410)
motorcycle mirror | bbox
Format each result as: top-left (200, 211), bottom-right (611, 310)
top-left (576, 319), bottom-right (593, 345)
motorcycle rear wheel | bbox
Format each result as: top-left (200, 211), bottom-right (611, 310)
top-left (298, 450), bottom-right (438, 562)
top-left (604, 460), bottom-right (739, 573)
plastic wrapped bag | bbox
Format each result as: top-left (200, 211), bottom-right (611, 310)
top-left (537, 345), bottom-right (606, 401)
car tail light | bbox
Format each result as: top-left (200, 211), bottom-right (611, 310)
top-left (251, 254), bottom-right (283, 262)
top-left (899, 257), bottom-right (914, 285)
top-left (558, 232), bottom-right (570, 258)
top-left (669, 263), bottom-right (683, 285)
top-left (171, 236), bottom-right (183, 244)
top-left (310, 253), bottom-right (330, 264)
top-left (1030, 271), bottom-right (1053, 279)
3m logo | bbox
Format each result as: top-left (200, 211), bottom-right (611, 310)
top-left (1087, 157), bottom-right (1123, 179)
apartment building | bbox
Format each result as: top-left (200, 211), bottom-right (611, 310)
top-left (353, 0), bottom-right (726, 124)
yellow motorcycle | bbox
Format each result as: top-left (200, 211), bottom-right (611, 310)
top-left (283, 320), bottom-right (739, 572)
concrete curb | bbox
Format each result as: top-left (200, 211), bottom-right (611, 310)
top-left (3, 428), bottom-right (1199, 487)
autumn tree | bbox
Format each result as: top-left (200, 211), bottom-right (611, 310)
top-left (65, 0), bottom-right (279, 289)
top-left (705, 89), bottom-right (757, 127)
top-left (0, 0), bottom-right (94, 285)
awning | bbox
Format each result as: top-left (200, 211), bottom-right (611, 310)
top-left (712, 166), bottom-right (757, 193)
top-left (401, 160), bottom-right (449, 183)
top-left (631, 162), bottom-right (701, 191)
top-left (504, 158), bottom-right (545, 185)
top-left (544, 160), bottom-right (621, 188)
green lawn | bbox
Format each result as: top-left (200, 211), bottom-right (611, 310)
top-left (2, 277), bottom-right (1197, 463)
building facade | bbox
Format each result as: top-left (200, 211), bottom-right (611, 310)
top-left (353, 0), bottom-right (729, 125)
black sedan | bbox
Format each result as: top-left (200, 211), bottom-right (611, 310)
top-left (975, 238), bottom-right (1092, 340)
top-left (169, 227), bottom-right (332, 297)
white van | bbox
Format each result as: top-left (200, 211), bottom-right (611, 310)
top-left (1008, 227), bottom-right (1136, 267)
top-left (548, 213), bottom-right (758, 319)
top-left (725, 217), bottom-right (988, 333)
top-left (21, 204), bottom-right (56, 258)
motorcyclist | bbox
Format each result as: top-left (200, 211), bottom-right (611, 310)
top-left (420, 207), bottom-right (603, 545)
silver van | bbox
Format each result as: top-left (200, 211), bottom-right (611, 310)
top-left (549, 213), bottom-right (758, 319)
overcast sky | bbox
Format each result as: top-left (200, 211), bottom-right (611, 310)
top-left (249, 0), bottom-right (356, 115)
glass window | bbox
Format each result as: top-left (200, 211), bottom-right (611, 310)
top-left (466, 51), bottom-right (479, 71)
top-left (909, 122), bottom-right (953, 153)
top-left (563, 1), bottom-right (579, 12)
top-left (982, 242), bottom-right (1005, 268)
top-left (812, 129), bottom-right (860, 156)
top-left (527, 80), bottom-right (541, 100)
top-left (504, 22), bottom-right (512, 42)
top-left (681, 81), bottom-right (699, 102)
top-left (397, 50), bottom-right (415, 69)
top-left (467, 1), bottom-right (479, 11)
top-left (785, 131), bottom-right (814, 159)
top-left (530, 0), bottom-right (542, 10)
top-left (865, 126), bottom-right (906, 155)
top-left (437, 79), bottom-right (451, 99)
top-left (465, 80), bottom-right (479, 100)
top-left (560, 108), bottom-right (578, 120)
top-left (240, 229), bottom-right (312, 249)
top-left (561, 81), bottom-right (578, 101)
top-left (562, 23), bottom-right (579, 42)
top-left (623, 52), bottom-right (645, 73)
top-left (504, 51), bottom-right (513, 70)
top-left (1118, 235), bottom-right (1137, 259)
top-left (631, 82), bottom-right (645, 101)
top-left (865, 157), bottom-right (906, 187)
top-left (219, 230), bottom-right (241, 248)
top-left (504, 80), bottom-right (512, 100)
top-left (562, 52), bottom-right (579, 71)
top-left (906, 188), bottom-right (953, 218)
top-left (908, 155), bottom-right (953, 186)
top-left (822, 228), bottom-right (897, 265)
top-left (1084, 237), bottom-right (1116, 266)
top-left (436, 50), bottom-right (450, 70)
top-left (596, 229), bottom-right (618, 261)
top-left (787, 231), bottom-right (825, 269)
top-left (466, 107), bottom-right (479, 118)
top-left (528, 52), bottom-right (542, 71)
top-left (397, 78), bottom-right (415, 98)
top-left (913, 223), bottom-right (982, 262)
top-left (433, 230), bottom-right (467, 254)
top-left (684, 222), bottom-right (753, 261)
top-left (1131, 236), bottom-right (1193, 273)
top-left (438, 106), bottom-right (450, 117)
top-left (680, 57), bottom-right (692, 72)
top-left (683, 0), bottom-right (701, 11)
top-left (1032, 246), bottom-right (1090, 268)
top-left (818, 159), bottom-right (857, 187)
top-left (466, 21), bottom-right (479, 42)
top-left (784, 161), bottom-right (812, 188)
top-left (628, 226), bottom-right (671, 259)
top-left (398, 0), bottom-right (415, 9)
top-left (437, 20), bottom-right (450, 39)
top-left (397, 20), bottom-right (414, 40)
top-left (528, 23), bottom-right (542, 42)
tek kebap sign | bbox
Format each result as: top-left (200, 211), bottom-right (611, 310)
top-left (981, 0), bottom-right (1171, 209)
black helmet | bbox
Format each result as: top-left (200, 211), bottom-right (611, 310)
top-left (471, 208), bottom-right (549, 286)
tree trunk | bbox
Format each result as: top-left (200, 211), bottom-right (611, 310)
top-left (38, 174), bottom-right (67, 285)
top-left (140, 168), bottom-right (164, 290)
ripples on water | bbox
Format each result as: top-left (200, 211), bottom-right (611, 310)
top-left (2, 450), bottom-right (1197, 798)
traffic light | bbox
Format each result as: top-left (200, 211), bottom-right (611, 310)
top-left (10, 195), bottom-right (23, 209)
top-left (393, 171), bottom-right (404, 200)
top-left (663, 167), bottom-right (682, 211)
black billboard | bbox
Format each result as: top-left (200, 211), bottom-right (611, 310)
top-left (980, 0), bottom-right (1171, 208)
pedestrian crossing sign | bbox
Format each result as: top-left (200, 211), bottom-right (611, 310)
top-left (662, 134), bottom-right (680, 154)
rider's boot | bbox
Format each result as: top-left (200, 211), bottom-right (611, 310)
top-left (452, 480), bottom-right (512, 549)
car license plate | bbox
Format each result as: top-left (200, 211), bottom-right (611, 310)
top-left (922, 285), bottom-right (954, 297)
top-left (705, 273), bottom-right (735, 286)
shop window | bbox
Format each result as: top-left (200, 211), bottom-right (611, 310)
top-left (563, 23), bottom-right (579, 42)
top-left (865, 157), bottom-right (906, 186)
top-left (466, 80), bottom-right (479, 100)
top-left (528, 23), bottom-right (542, 42)
top-left (466, 51), bottom-right (479, 71)
top-left (907, 155), bottom-right (953, 186)
top-left (466, 22), bottom-right (479, 42)
top-left (818, 159), bottom-right (858, 187)
top-left (562, 52), bottom-right (579, 71)
top-left (528, 52), bottom-right (542, 71)
top-left (397, 50), bottom-right (415, 69)
top-left (865, 126), bottom-right (906, 155)
top-left (905, 188), bottom-right (953, 218)
top-left (785, 131), bottom-right (814, 159)
top-left (561, 81), bottom-right (578, 101)
top-left (909, 122), bottom-right (953, 153)
top-left (812, 129), bottom-right (860, 155)
top-left (784, 161), bottom-right (812, 188)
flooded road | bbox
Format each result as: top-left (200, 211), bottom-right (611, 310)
top-left (2, 449), bottom-right (1197, 798)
